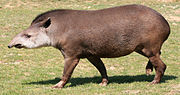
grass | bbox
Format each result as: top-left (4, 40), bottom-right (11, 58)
top-left (0, 0), bottom-right (180, 95)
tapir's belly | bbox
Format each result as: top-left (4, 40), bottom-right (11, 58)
top-left (85, 39), bottom-right (138, 58)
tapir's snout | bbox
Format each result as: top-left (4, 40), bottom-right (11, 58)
top-left (8, 37), bottom-right (24, 49)
top-left (8, 32), bottom-right (26, 49)
top-left (8, 45), bottom-right (13, 48)
top-left (8, 43), bottom-right (24, 49)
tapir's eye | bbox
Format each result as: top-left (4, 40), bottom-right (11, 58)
top-left (24, 34), bottom-right (31, 38)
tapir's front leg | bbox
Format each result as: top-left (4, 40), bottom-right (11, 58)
top-left (52, 57), bottom-right (79, 88)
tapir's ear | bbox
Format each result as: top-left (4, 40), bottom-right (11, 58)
top-left (40, 17), bottom-right (51, 28)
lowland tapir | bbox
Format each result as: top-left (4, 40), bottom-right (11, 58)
top-left (8, 4), bottom-right (170, 88)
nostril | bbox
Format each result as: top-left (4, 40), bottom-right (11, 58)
top-left (14, 44), bottom-right (24, 48)
top-left (15, 44), bottom-right (22, 48)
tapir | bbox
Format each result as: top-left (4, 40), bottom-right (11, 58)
top-left (8, 4), bottom-right (170, 88)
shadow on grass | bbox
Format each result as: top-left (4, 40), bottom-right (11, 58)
top-left (24, 74), bottom-right (177, 87)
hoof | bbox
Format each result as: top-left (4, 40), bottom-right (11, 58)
top-left (149, 80), bottom-right (159, 85)
top-left (52, 81), bottom-right (64, 89)
top-left (99, 82), bottom-right (108, 86)
top-left (146, 69), bottom-right (152, 76)
top-left (99, 79), bottom-right (108, 86)
top-left (52, 85), bottom-right (63, 89)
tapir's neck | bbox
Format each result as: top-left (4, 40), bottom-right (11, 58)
top-left (47, 18), bottom-right (68, 49)
top-left (47, 29), bottom-right (64, 49)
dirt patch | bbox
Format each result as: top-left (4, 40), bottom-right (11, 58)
top-left (175, 9), bottom-right (180, 15)
top-left (3, 0), bottom-right (25, 9)
top-left (77, 62), bottom-right (93, 70)
top-left (169, 15), bottom-right (180, 22)
top-left (0, 35), bottom-right (8, 38)
top-left (158, 0), bottom-right (179, 2)
top-left (122, 90), bottom-right (140, 94)
top-left (3, 0), bottom-right (39, 9)
top-left (168, 84), bottom-right (180, 95)
top-left (3, 60), bottom-right (23, 65)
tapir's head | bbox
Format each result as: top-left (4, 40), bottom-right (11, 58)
top-left (8, 18), bottom-right (52, 49)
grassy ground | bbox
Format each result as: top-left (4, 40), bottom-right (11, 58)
top-left (0, 0), bottom-right (180, 95)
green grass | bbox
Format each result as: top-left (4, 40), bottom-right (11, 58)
top-left (0, 0), bottom-right (180, 95)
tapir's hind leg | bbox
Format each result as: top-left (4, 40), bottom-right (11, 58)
top-left (145, 51), bottom-right (162, 75)
top-left (149, 53), bottom-right (166, 84)
top-left (138, 47), bottom-right (166, 84)
top-left (87, 57), bottom-right (108, 86)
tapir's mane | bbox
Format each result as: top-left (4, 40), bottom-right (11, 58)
top-left (31, 9), bottom-right (71, 25)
